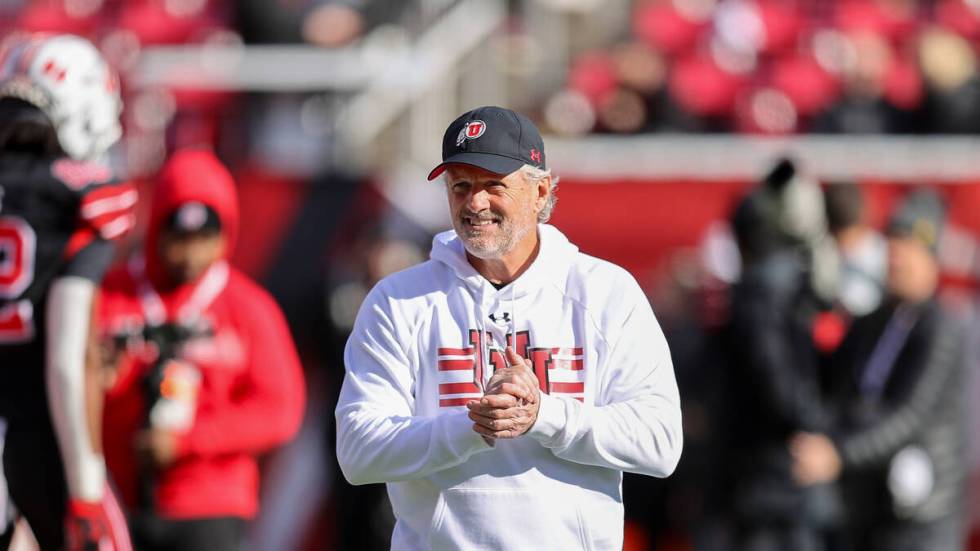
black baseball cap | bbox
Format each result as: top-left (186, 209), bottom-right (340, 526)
top-left (164, 201), bottom-right (221, 235)
top-left (887, 189), bottom-right (945, 255)
top-left (427, 106), bottom-right (546, 181)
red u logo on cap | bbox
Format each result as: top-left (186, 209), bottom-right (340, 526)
top-left (465, 120), bottom-right (486, 139)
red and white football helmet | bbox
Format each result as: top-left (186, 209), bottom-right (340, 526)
top-left (0, 33), bottom-right (122, 161)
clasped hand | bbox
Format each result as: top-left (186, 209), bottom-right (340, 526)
top-left (466, 347), bottom-right (540, 441)
top-left (789, 431), bottom-right (842, 485)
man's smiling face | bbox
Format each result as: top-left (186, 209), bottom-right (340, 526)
top-left (445, 164), bottom-right (543, 261)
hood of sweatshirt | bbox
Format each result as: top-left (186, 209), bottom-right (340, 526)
top-left (429, 224), bottom-right (579, 336)
top-left (145, 148), bottom-right (239, 292)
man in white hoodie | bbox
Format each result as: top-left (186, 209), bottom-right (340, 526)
top-left (335, 106), bottom-right (682, 550)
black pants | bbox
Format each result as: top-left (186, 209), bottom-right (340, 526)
top-left (854, 515), bottom-right (963, 551)
top-left (2, 413), bottom-right (68, 551)
top-left (130, 514), bottom-right (245, 551)
top-left (736, 523), bottom-right (833, 551)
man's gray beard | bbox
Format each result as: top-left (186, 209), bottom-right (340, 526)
top-left (459, 219), bottom-right (532, 260)
top-left (463, 238), bottom-right (510, 259)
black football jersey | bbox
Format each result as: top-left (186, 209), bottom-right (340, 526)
top-left (0, 151), bottom-right (135, 412)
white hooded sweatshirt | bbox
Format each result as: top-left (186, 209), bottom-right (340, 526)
top-left (336, 224), bottom-right (682, 551)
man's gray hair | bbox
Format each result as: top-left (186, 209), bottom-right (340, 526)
top-left (522, 165), bottom-right (559, 223)
top-left (442, 164), bottom-right (560, 223)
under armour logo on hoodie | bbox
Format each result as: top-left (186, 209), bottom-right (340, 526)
top-left (489, 312), bottom-right (510, 324)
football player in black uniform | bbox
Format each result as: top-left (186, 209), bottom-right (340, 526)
top-left (0, 33), bottom-right (134, 550)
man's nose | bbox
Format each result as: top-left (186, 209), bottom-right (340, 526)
top-left (466, 188), bottom-right (490, 211)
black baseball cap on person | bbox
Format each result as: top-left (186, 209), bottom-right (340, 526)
top-left (887, 189), bottom-right (945, 255)
top-left (164, 201), bottom-right (222, 235)
top-left (427, 106), bottom-right (546, 181)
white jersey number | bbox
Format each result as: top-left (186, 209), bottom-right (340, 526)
top-left (0, 216), bottom-right (37, 343)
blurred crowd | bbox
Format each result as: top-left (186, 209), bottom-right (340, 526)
top-left (0, 0), bottom-right (435, 179)
top-left (624, 158), bottom-right (980, 551)
top-left (544, 0), bottom-right (980, 135)
top-left (10, 0), bottom-right (980, 168)
top-left (0, 0), bottom-right (412, 50)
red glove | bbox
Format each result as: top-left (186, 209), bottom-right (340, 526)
top-left (64, 493), bottom-right (132, 551)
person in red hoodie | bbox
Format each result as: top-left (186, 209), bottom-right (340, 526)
top-left (98, 149), bottom-right (306, 550)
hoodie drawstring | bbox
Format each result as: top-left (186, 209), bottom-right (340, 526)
top-left (478, 300), bottom-right (488, 393)
top-left (510, 282), bottom-right (517, 356)
top-left (475, 281), bottom-right (517, 393)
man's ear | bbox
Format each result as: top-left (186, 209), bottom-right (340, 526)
top-left (535, 176), bottom-right (551, 213)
